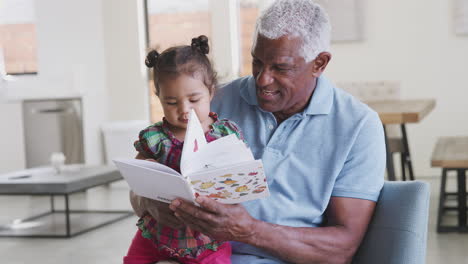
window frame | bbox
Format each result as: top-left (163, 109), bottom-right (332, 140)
top-left (0, 0), bottom-right (39, 76)
top-left (143, 0), bottom-right (241, 83)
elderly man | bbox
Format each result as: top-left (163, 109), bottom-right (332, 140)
top-left (131, 0), bottom-right (385, 263)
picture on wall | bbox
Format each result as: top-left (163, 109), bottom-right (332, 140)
top-left (454, 0), bottom-right (468, 35)
top-left (314, 0), bottom-right (364, 42)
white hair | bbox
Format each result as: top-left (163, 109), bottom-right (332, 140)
top-left (253, 0), bottom-right (331, 62)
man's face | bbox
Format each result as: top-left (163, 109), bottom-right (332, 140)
top-left (251, 35), bottom-right (317, 115)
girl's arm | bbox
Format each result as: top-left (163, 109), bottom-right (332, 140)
top-left (128, 153), bottom-right (185, 229)
top-left (128, 152), bottom-right (150, 217)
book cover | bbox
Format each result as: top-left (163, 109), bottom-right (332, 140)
top-left (113, 109), bottom-right (269, 204)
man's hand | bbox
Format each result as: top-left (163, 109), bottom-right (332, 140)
top-left (169, 196), bottom-right (376, 264)
top-left (169, 196), bottom-right (257, 242)
top-left (129, 191), bottom-right (185, 229)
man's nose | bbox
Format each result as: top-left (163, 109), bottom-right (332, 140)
top-left (255, 68), bottom-right (274, 87)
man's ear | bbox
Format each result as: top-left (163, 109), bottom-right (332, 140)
top-left (311, 52), bottom-right (332, 77)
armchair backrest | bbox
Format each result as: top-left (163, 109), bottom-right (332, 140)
top-left (353, 181), bottom-right (430, 264)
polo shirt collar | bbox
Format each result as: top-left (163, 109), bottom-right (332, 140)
top-left (305, 75), bottom-right (334, 115)
top-left (240, 75), bottom-right (334, 115)
top-left (239, 76), bottom-right (259, 106)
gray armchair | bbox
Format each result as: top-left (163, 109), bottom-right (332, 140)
top-left (157, 181), bottom-right (430, 264)
top-left (353, 181), bottom-right (430, 264)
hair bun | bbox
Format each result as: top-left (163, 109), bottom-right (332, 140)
top-left (191, 35), bottom-right (209, 55)
top-left (145, 50), bottom-right (159, 68)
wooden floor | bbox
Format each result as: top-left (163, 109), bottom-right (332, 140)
top-left (0, 177), bottom-right (467, 263)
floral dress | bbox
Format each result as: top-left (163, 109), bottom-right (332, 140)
top-left (133, 112), bottom-right (244, 259)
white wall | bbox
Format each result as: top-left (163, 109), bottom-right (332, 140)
top-left (0, 102), bottom-right (25, 173)
top-left (102, 0), bottom-right (149, 121)
top-left (326, 0), bottom-right (468, 177)
top-left (47, 0), bottom-right (109, 166)
top-left (1, 0), bottom-right (466, 177)
top-left (0, 0), bottom-right (149, 173)
top-left (0, 0), bottom-right (110, 171)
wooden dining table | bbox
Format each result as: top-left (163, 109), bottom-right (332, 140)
top-left (365, 99), bottom-right (436, 181)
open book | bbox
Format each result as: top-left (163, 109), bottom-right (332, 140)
top-left (113, 109), bottom-right (269, 204)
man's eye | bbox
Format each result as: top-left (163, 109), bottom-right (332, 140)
top-left (166, 102), bottom-right (177, 105)
top-left (190, 99), bottom-right (200, 103)
top-left (276, 67), bottom-right (291, 72)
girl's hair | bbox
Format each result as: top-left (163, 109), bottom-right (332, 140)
top-left (145, 35), bottom-right (217, 96)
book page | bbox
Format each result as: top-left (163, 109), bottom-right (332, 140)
top-left (180, 109), bottom-right (208, 176)
top-left (187, 135), bottom-right (255, 173)
top-left (113, 158), bottom-right (194, 203)
top-left (115, 158), bottom-right (181, 176)
top-left (179, 109), bottom-right (259, 177)
top-left (188, 160), bottom-right (269, 204)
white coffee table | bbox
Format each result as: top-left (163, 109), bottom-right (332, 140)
top-left (0, 165), bottom-right (133, 238)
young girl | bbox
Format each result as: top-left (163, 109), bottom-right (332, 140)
top-left (123, 36), bottom-right (243, 264)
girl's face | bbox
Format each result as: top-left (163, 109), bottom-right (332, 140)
top-left (158, 74), bottom-right (213, 133)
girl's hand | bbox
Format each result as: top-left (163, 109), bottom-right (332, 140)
top-left (130, 191), bottom-right (185, 229)
top-left (144, 198), bottom-right (186, 229)
top-left (131, 155), bottom-right (185, 228)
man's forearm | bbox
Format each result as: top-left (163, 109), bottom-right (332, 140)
top-left (240, 197), bottom-right (376, 264)
top-left (243, 220), bottom-right (358, 264)
top-left (170, 194), bottom-right (374, 263)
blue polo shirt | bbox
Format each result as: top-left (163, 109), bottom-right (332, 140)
top-left (211, 75), bottom-right (385, 263)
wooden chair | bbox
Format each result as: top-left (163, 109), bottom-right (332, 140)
top-left (431, 136), bottom-right (468, 232)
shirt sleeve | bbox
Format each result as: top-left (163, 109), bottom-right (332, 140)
top-left (332, 111), bottom-right (386, 201)
top-left (133, 125), bottom-right (164, 160)
top-left (219, 119), bottom-right (247, 144)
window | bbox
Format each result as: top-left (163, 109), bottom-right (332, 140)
top-left (239, 0), bottom-right (262, 77)
top-left (0, 0), bottom-right (38, 75)
top-left (144, 0), bottom-right (267, 121)
top-left (145, 0), bottom-right (212, 122)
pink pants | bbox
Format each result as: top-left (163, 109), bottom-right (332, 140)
top-left (123, 230), bottom-right (232, 264)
